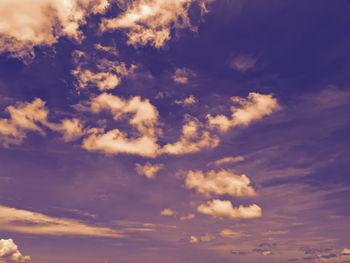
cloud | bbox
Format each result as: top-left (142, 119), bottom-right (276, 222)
top-left (175, 95), bottom-right (198, 106)
top-left (229, 55), bottom-right (257, 73)
top-left (100, 0), bottom-right (213, 48)
top-left (173, 68), bottom-right (195, 84)
top-left (197, 199), bottom-right (262, 219)
top-left (185, 169), bottom-right (256, 197)
top-left (0, 98), bottom-right (85, 145)
top-left (0, 239), bottom-right (30, 263)
top-left (0, 205), bottom-right (122, 237)
top-left (220, 228), bottom-right (244, 238)
top-left (71, 50), bottom-right (136, 91)
top-left (189, 235), bottom-right (199, 243)
top-left (207, 93), bottom-right (280, 132)
top-left (161, 118), bottom-right (219, 155)
top-left (180, 213), bottom-right (195, 221)
top-left (341, 248), bottom-right (350, 255)
top-left (82, 93), bottom-right (160, 157)
top-left (135, 162), bottom-right (164, 179)
top-left (211, 156), bottom-right (244, 166)
top-left (0, 0), bottom-right (109, 59)
top-left (160, 208), bottom-right (176, 216)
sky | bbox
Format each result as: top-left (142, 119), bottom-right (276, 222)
top-left (0, 0), bottom-right (350, 262)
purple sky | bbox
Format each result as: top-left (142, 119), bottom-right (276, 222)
top-left (0, 1), bottom-right (350, 263)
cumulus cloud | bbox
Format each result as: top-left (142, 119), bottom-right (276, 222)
top-left (160, 208), bottom-right (176, 216)
top-left (189, 235), bottom-right (199, 243)
top-left (211, 156), bottom-right (244, 166)
top-left (229, 55), bottom-right (257, 73)
top-left (175, 95), bottom-right (198, 106)
top-left (0, 239), bottom-right (30, 263)
top-left (161, 118), bottom-right (219, 155)
top-left (135, 162), bottom-right (164, 179)
top-left (207, 93), bottom-right (280, 132)
top-left (0, 0), bottom-right (109, 59)
top-left (173, 68), bottom-right (195, 84)
top-left (100, 0), bottom-right (213, 48)
top-left (82, 93), bottom-right (160, 157)
top-left (220, 228), bottom-right (244, 238)
top-left (0, 205), bottom-right (122, 237)
top-left (180, 213), bottom-right (195, 221)
top-left (197, 199), bottom-right (262, 219)
top-left (185, 169), bottom-right (256, 197)
top-left (71, 50), bottom-right (136, 91)
top-left (0, 98), bottom-right (85, 145)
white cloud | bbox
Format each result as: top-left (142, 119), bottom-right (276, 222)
top-left (189, 235), bottom-right (199, 243)
top-left (0, 205), bottom-right (122, 237)
top-left (46, 118), bottom-right (84, 142)
top-left (161, 118), bottom-right (219, 155)
top-left (207, 93), bottom-right (280, 132)
top-left (175, 95), bottom-right (198, 106)
top-left (0, 239), bottom-right (30, 263)
top-left (160, 208), bottom-right (176, 216)
top-left (100, 0), bottom-right (213, 48)
top-left (212, 156), bottom-right (244, 166)
top-left (229, 55), bottom-right (257, 73)
top-left (173, 68), bottom-right (195, 84)
top-left (0, 0), bottom-right (109, 59)
top-left (197, 199), bottom-right (262, 219)
top-left (185, 169), bottom-right (256, 197)
top-left (71, 50), bottom-right (136, 91)
top-left (220, 228), bottom-right (244, 238)
top-left (135, 162), bottom-right (164, 179)
top-left (180, 213), bottom-right (195, 221)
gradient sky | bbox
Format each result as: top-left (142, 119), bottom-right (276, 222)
top-left (0, 1), bottom-right (350, 263)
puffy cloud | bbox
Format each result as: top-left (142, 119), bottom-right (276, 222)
top-left (199, 233), bottom-right (215, 242)
top-left (0, 0), bottom-right (109, 59)
top-left (212, 156), bottom-right (244, 166)
top-left (135, 162), bottom-right (164, 179)
top-left (82, 93), bottom-right (160, 157)
top-left (175, 95), bottom-right (198, 106)
top-left (229, 55), bottom-right (257, 73)
top-left (71, 50), bottom-right (136, 91)
top-left (0, 205), bottom-right (122, 237)
top-left (0, 98), bottom-right (48, 145)
top-left (160, 208), bottom-right (176, 216)
top-left (46, 118), bottom-right (84, 142)
top-left (101, 0), bottom-right (213, 48)
top-left (207, 93), bottom-right (280, 132)
top-left (197, 199), bottom-right (262, 219)
top-left (161, 118), bottom-right (219, 155)
top-left (180, 213), bottom-right (195, 221)
top-left (189, 236), bottom-right (199, 243)
top-left (173, 68), bottom-right (195, 84)
top-left (0, 98), bottom-right (85, 145)
top-left (185, 169), bottom-right (256, 197)
top-left (0, 239), bottom-right (30, 263)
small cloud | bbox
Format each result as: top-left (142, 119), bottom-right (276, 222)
top-left (173, 68), bottom-right (196, 84)
top-left (0, 239), bottom-right (30, 262)
top-left (200, 233), bottom-right (215, 242)
top-left (135, 162), bottom-right (164, 179)
top-left (189, 236), bottom-right (199, 244)
top-left (160, 208), bottom-right (176, 217)
top-left (197, 199), bottom-right (262, 220)
top-left (175, 95), bottom-right (198, 106)
top-left (185, 169), bottom-right (256, 197)
top-left (229, 55), bottom-right (257, 73)
top-left (220, 228), bottom-right (244, 238)
top-left (180, 213), bottom-right (195, 221)
top-left (207, 93), bottom-right (280, 132)
top-left (341, 248), bottom-right (350, 255)
top-left (211, 156), bottom-right (244, 166)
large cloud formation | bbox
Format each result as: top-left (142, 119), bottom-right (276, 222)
top-left (101, 0), bottom-right (213, 48)
top-left (0, 0), bottom-right (109, 59)
top-left (0, 239), bottom-right (30, 263)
